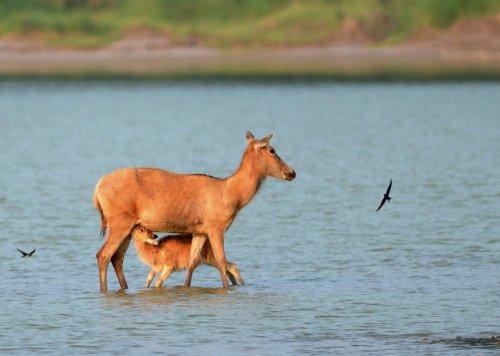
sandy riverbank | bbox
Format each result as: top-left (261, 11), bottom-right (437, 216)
top-left (1, 17), bottom-right (499, 79)
top-left (1, 45), bottom-right (499, 80)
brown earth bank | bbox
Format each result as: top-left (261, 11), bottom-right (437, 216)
top-left (1, 16), bottom-right (499, 79)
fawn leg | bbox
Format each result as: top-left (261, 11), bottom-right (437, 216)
top-left (226, 262), bottom-right (245, 285)
top-left (144, 269), bottom-right (156, 288)
top-left (205, 259), bottom-right (237, 286)
top-left (155, 266), bottom-right (174, 288)
top-left (227, 270), bottom-right (238, 286)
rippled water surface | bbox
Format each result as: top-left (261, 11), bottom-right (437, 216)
top-left (0, 81), bottom-right (499, 354)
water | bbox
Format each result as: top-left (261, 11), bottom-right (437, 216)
top-left (0, 81), bottom-right (499, 354)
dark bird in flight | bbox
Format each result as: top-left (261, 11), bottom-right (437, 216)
top-left (17, 249), bottom-right (36, 258)
top-left (376, 179), bottom-right (392, 212)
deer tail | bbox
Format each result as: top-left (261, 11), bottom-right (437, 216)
top-left (92, 190), bottom-right (106, 238)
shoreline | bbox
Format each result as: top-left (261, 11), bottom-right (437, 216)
top-left (1, 45), bottom-right (500, 80)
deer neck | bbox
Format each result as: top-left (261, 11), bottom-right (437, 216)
top-left (226, 150), bottom-right (265, 211)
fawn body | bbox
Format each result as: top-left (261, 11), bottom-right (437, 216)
top-left (131, 226), bottom-right (244, 288)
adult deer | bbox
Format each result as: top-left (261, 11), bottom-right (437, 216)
top-left (93, 132), bottom-right (295, 291)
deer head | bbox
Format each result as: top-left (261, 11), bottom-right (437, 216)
top-left (245, 131), bottom-right (296, 181)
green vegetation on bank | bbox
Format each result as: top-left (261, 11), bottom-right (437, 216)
top-left (1, 0), bottom-right (499, 47)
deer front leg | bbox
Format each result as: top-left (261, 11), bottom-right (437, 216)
top-left (144, 269), bottom-right (156, 288)
top-left (207, 229), bottom-right (229, 288)
top-left (184, 233), bottom-right (207, 287)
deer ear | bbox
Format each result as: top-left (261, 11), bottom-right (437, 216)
top-left (246, 131), bottom-right (255, 142)
top-left (261, 134), bottom-right (273, 143)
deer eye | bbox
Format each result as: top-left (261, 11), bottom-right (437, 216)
top-left (269, 148), bottom-right (275, 154)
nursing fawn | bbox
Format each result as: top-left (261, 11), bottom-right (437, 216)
top-left (131, 226), bottom-right (244, 288)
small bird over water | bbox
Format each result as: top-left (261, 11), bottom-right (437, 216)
top-left (17, 249), bottom-right (36, 258)
top-left (376, 179), bottom-right (392, 212)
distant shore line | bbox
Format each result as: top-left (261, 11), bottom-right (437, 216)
top-left (2, 71), bottom-right (500, 81)
top-left (1, 45), bottom-right (499, 81)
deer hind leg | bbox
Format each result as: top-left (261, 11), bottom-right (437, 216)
top-left (111, 235), bottom-right (131, 290)
top-left (96, 214), bottom-right (135, 291)
top-left (144, 269), bottom-right (156, 288)
top-left (184, 233), bottom-right (207, 287)
top-left (207, 229), bottom-right (229, 288)
top-left (155, 266), bottom-right (174, 288)
top-left (226, 262), bottom-right (245, 286)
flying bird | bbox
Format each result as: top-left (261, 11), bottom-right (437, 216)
top-left (17, 249), bottom-right (36, 258)
top-left (376, 179), bottom-right (392, 212)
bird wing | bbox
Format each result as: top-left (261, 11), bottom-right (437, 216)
top-left (386, 179), bottom-right (392, 195)
top-left (29, 249), bottom-right (36, 256)
top-left (376, 197), bottom-right (386, 211)
top-left (17, 248), bottom-right (27, 256)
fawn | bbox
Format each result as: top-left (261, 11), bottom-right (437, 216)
top-left (131, 225), bottom-right (245, 288)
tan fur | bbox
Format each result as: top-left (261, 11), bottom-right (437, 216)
top-left (131, 226), bottom-right (244, 288)
top-left (92, 192), bottom-right (106, 238)
top-left (94, 132), bottom-right (295, 291)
